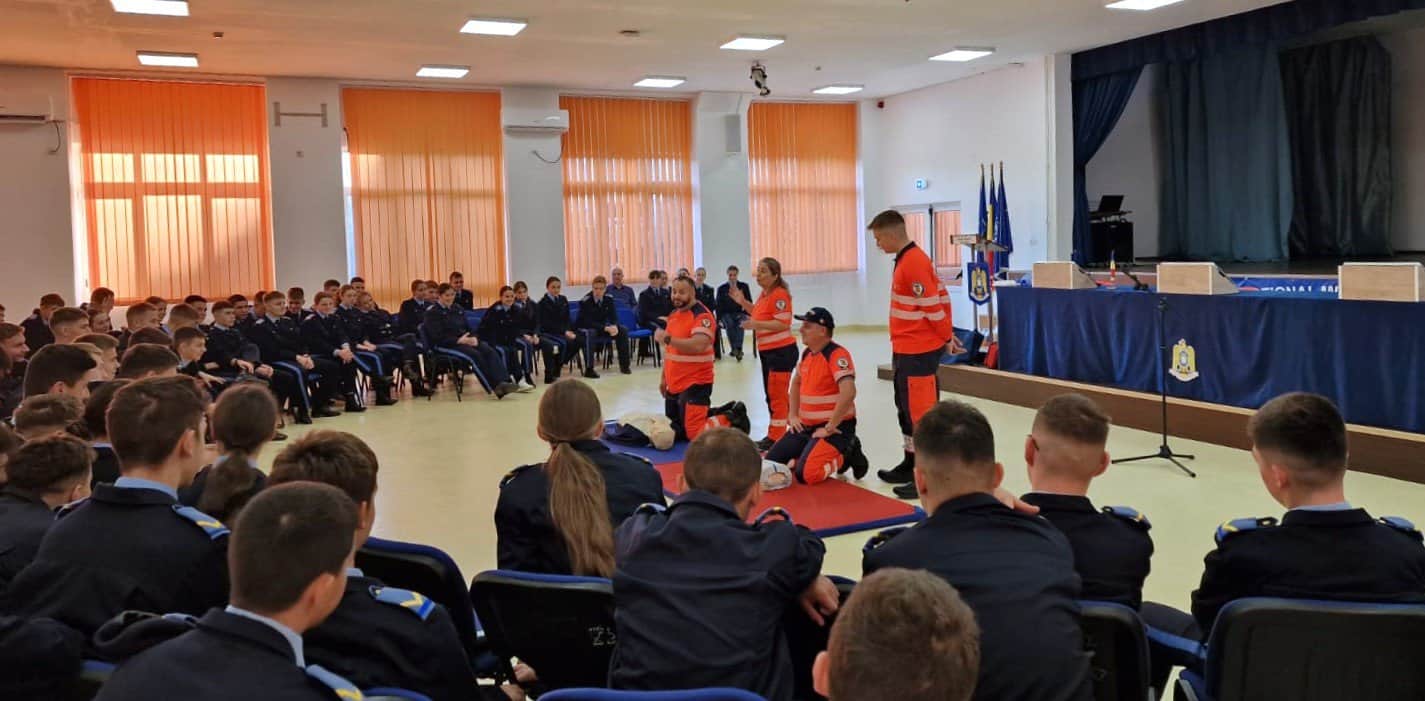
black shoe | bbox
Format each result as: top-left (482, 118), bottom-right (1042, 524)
top-left (312, 407), bottom-right (341, 419)
top-left (620, 366), bottom-right (632, 375)
top-left (544, 373), bottom-right (558, 385)
top-left (494, 382), bottom-right (519, 399)
top-left (272, 431), bottom-right (288, 442)
top-left (374, 394), bottom-right (397, 406)
top-left (893, 482), bottom-right (919, 499)
top-left (843, 437), bottom-right (870, 479)
top-left (756, 437), bottom-right (776, 452)
top-left (584, 368), bottom-right (600, 379)
top-left (734, 351), bottom-right (744, 362)
top-left (877, 452), bottom-right (916, 484)
top-left (344, 398), bottom-right (366, 413)
top-left (294, 407), bottom-right (313, 425)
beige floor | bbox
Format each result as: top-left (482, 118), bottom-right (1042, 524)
top-left (253, 329), bottom-right (1425, 613)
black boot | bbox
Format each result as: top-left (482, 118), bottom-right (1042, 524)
top-left (405, 363), bottom-right (432, 397)
top-left (841, 436), bottom-right (870, 479)
top-left (294, 406), bottom-right (313, 425)
top-left (312, 404), bottom-right (340, 419)
top-left (893, 482), bottom-right (919, 499)
top-left (344, 394), bottom-right (366, 413)
top-left (584, 367), bottom-right (601, 379)
top-left (374, 377), bottom-right (397, 406)
top-left (877, 451), bottom-right (916, 484)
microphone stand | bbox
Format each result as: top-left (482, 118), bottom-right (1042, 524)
top-left (1112, 296), bottom-right (1196, 477)
top-left (1121, 263), bottom-right (1151, 292)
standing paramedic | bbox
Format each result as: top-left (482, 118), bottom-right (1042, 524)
top-left (867, 210), bottom-right (964, 499)
top-left (655, 276), bottom-right (730, 442)
top-left (726, 258), bottom-right (796, 451)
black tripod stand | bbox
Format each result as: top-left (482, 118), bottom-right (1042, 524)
top-left (1113, 296), bottom-right (1196, 477)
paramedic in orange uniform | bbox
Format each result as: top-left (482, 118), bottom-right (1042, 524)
top-left (655, 275), bottom-right (730, 442)
top-left (867, 210), bottom-right (965, 496)
top-left (764, 307), bottom-right (870, 485)
top-left (727, 257), bottom-right (796, 451)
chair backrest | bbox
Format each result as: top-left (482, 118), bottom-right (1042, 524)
top-left (614, 303), bottom-right (639, 330)
top-left (541, 688), bottom-right (767, 701)
top-left (1078, 601), bottom-right (1150, 701)
top-left (570, 304), bottom-right (581, 325)
top-left (364, 688), bottom-right (434, 701)
top-left (1205, 597), bottom-right (1425, 701)
top-left (470, 569), bottom-right (616, 691)
top-left (356, 537), bottom-right (483, 662)
top-left (464, 310), bottom-right (484, 332)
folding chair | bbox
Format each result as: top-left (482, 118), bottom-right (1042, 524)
top-left (782, 576), bottom-right (858, 701)
top-left (469, 570), bottom-right (615, 691)
top-left (417, 326), bottom-right (494, 401)
top-left (364, 688), bottom-right (434, 701)
top-left (356, 537), bottom-right (490, 669)
top-left (1175, 598), bottom-right (1425, 701)
top-left (541, 689), bottom-right (767, 701)
top-left (616, 302), bottom-right (659, 367)
top-left (270, 361), bottom-right (323, 415)
top-left (1079, 601), bottom-right (1154, 701)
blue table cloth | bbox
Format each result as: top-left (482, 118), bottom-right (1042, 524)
top-left (996, 286), bottom-right (1425, 434)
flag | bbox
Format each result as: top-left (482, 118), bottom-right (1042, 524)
top-left (983, 168), bottom-right (996, 272)
top-left (977, 164), bottom-right (988, 241)
top-left (993, 162), bottom-right (1013, 273)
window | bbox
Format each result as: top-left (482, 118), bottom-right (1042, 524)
top-left (747, 102), bottom-right (859, 274)
top-left (343, 88), bottom-right (506, 308)
top-left (898, 207), bottom-right (930, 251)
top-left (560, 96), bottom-right (694, 285)
top-left (72, 77), bottom-right (274, 303)
top-left (933, 207), bottom-right (964, 269)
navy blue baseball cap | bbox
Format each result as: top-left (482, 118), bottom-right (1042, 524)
top-left (794, 307), bottom-right (835, 330)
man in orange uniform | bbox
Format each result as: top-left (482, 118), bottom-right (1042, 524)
top-left (868, 210), bottom-right (964, 499)
top-left (655, 276), bottom-right (731, 442)
top-left (764, 307), bottom-right (870, 485)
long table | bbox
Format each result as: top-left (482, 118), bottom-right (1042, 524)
top-left (995, 285), bottom-right (1425, 434)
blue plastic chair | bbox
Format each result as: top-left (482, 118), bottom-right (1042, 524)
top-left (270, 360), bottom-right (321, 413)
top-left (356, 537), bottom-right (491, 671)
top-left (541, 689), bottom-right (767, 701)
top-left (616, 301), bottom-right (659, 367)
top-left (470, 570), bottom-right (615, 691)
top-left (364, 688), bottom-right (434, 701)
top-left (1078, 601), bottom-right (1152, 701)
top-left (417, 325), bottom-right (493, 400)
top-left (464, 310), bottom-right (485, 332)
top-left (1175, 598), bottom-right (1425, 701)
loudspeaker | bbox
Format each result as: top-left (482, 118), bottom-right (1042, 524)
top-left (724, 114), bottom-right (742, 154)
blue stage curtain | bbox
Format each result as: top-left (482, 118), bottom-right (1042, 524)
top-left (1280, 36), bottom-right (1394, 257)
top-left (1072, 67), bottom-right (1142, 266)
top-left (1159, 48), bottom-right (1292, 262)
top-left (1073, 0), bottom-right (1425, 81)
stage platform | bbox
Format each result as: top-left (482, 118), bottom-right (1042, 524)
top-left (877, 363), bottom-right (1425, 484)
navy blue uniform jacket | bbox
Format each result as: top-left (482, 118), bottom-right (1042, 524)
top-left (1021, 493), bottom-right (1154, 609)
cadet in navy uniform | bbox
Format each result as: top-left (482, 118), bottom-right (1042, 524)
top-left (355, 291), bottom-right (431, 397)
top-left (715, 266), bottom-right (753, 361)
top-left (204, 300), bottom-right (304, 415)
top-left (95, 482), bottom-right (364, 701)
top-left (300, 292), bottom-right (377, 411)
top-left (610, 428), bottom-right (838, 701)
top-left (270, 431), bottom-right (477, 701)
top-left (497, 380), bottom-right (666, 575)
top-left (637, 270), bottom-right (673, 330)
top-left (511, 281), bottom-right (556, 386)
top-left (479, 286), bottom-right (536, 388)
top-left (536, 276), bottom-right (580, 383)
top-left (450, 271), bottom-right (476, 310)
top-left (1191, 392), bottom-right (1425, 634)
top-left (693, 267), bottom-right (722, 360)
top-left (575, 275), bottom-right (632, 378)
top-left (2, 377), bottom-right (230, 639)
top-left (424, 283), bottom-right (519, 399)
top-left (864, 400), bottom-right (1092, 701)
top-left (0, 435), bottom-right (92, 592)
top-left (397, 279), bottom-right (431, 336)
top-left (247, 292), bottom-right (339, 420)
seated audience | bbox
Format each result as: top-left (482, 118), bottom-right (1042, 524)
top-left (128, 327), bottom-right (173, 348)
top-left (423, 283), bottom-right (518, 398)
top-left (228, 295), bottom-right (254, 329)
top-left (286, 288), bottom-right (310, 322)
top-left (300, 292), bottom-right (379, 410)
top-left (353, 290), bottom-right (431, 398)
top-left (511, 281), bottom-right (553, 386)
top-left (175, 327), bottom-right (228, 393)
top-left (23, 343), bottom-right (100, 401)
top-left (12, 394), bottom-right (85, 441)
top-left (76, 333), bottom-right (120, 381)
top-left (167, 303), bottom-right (202, 332)
top-left (637, 269), bottom-right (672, 330)
top-left (88, 308), bottom-right (114, 334)
top-left (49, 308), bottom-right (90, 346)
top-left (716, 266), bottom-right (753, 361)
top-left (575, 275), bottom-right (631, 378)
top-left (83, 287), bottom-right (116, 317)
top-left (0, 434), bottom-right (93, 591)
top-left (268, 431), bottom-right (477, 701)
top-left (397, 279), bottom-right (430, 336)
top-left (118, 302), bottom-right (160, 351)
top-left (813, 568), bottom-right (981, 701)
top-left (863, 400), bottom-right (1091, 701)
top-left (179, 384), bottom-right (278, 523)
top-left (322, 279), bottom-right (341, 297)
top-left (1191, 392), bottom-right (1425, 633)
top-left (84, 380), bottom-right (130, 486)
top-left (450, 271), bottom-right (475, 310)
top-left (143, 296), bottom-right (169, 330)
top-left (116, 343), bottom-right (181, 380)
top-left (94, 482), bottom-right (362, 701)
top-left (607, 266), bottom-right (637, 307)
top-left (249, 291), bottom-right (339, 422)
top-left (0, 423), bottom-right (19, 473)
top-left (1, 324), bottom-right (29, 418)
top-left (480, 286), bottom-right (536, 388)
top-left (183, 295), bottom-right (209, 326)
top-left (536, 276), bottom-right (579, 383)
top-left (22, 294), bottom-right (65, 353)
top-left (497, 379), bottom-right (665, 575)
top-left (2, 376), bottom-right (228, 638)
top-left (610, 428), bottom-right (837, 701)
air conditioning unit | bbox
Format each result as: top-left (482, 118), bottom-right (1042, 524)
top-left (0, 91), bottom-right (55, 125)
top-left (501, 107), bottom-right (569, 136)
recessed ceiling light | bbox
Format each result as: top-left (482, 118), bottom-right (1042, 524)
top-left (111, 0), bottom-right (189, 16)
top-left (416, 65), bottom-right (471, 79)
top-left (1106, 0), bottom-right (1185, 9)
top-left (813, 85), bottom-right (863, 95)
top-left (460, 18), bottom-right (527, 36)
top-left (136, 51), bottom-right (199, 67)
top-left (720, 35), bottom-right (785, 52)
top-left (929, 47), bottom-right (995, 62)
top-left (635, 76), bottom-right (687, 88)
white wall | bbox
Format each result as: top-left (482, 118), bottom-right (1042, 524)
top-left (1085, 64), bottom-right (1163, 259)
top-left (502, 87), bottom-right (567, 285)
top-left (695, 92), bottom-right (752, 274)
top-left (0, 66), bottom-right (75, 314)
top-left (1381, 25), bottom-right (1425, 251)
top-left (267, 78), bottom-right (348, 289)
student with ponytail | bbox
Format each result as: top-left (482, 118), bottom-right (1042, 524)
top-left (496, 379), bottom-right (666, 576)
top-left (177, 383), bottom-right (278, 522)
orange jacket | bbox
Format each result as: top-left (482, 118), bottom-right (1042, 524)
top-left (663, 302), bottom-right (717, 394)
top-left (753, 287), bottom-right (795, 352)
top-left (796, 342), bottom-right (856, 425)
top-left (889, 242), bottom-right (953, 354)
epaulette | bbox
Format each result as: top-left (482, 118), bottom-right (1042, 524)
top-left (633, 502), bottom-right (667, 516)
top-left (1215, 517), bottom-right (1276, 544)
top-left (499, 464), bottom-right (534, 488)
top-left (369, 586), bottom-right (435, 620)
top-left (171, 505), bottom-right (230, 540)
top-left (1103, 505), bottom-right (1152, 530)
top-left (754, 506), bottom-right (794, 526)
top-left (620, 452), bottom-right (655, 469)
top-left (255, 318), bottom-right (266, 325)
top-left (863, 526), bottom-right (909, 554)
top-left (305, 664), bottom-right (363, 700)
top-left (1379, 516), bottom-right (1422, 540)
top-left (56, 497), bottom-right (91, 519)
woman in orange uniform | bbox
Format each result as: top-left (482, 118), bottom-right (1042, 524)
top-left (728, 257), bottom-right (796, 451)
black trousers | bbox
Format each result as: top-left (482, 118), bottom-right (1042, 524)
top-left (440, 343), bottom-right (511, 386)
top-left (583, 327), bottom-right (631, 369)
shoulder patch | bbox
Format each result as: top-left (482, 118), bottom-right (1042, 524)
top-left (369, 586), bottom-right (435, 620)
top-left (171, 505), bottom-right (230, 540)
top-left (619, 452), bottom-right (655, 468)
top-left (305, 664), bottom-right (363, 700)
top-left (634, 502), bottom-right (667, 516)
top-left (1215, 517), bottom-right (1276, 544)
top-left (1103, 505), bottom-right (1152, 530)
top-left (863, 526), bottom-right (909, 554)
top-left (1379, 516), bottom-right (1422, 540)
top-left (754, 506), bottom-right (794, 526)
top-left (500, 464), bottom-right (535, 488)
top-left (56, 497), bottom-right (90, 519)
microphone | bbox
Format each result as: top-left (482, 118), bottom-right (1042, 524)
top-left (1121, 263), bottom-right (1150, 291)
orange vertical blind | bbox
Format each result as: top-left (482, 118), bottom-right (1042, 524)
top-left (747, 102), bottom-right (859, 274)
top-left (903, 210), bottom-right (929, 250)
top-left (343, 88), bottom-right (506, 308)
top-left (72, 77), bottom-right (274, 303)
top-left (934, 208), bottom-right (964, 268)
top-left (560, 96), bottom-right (694, 285)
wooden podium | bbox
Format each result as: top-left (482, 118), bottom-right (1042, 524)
top-left (1032, 262), bottom-right (1097, 290)
top-left (1339, 262), bottom-right (1424, 302)
top-left (1157, 262), bottom-right (1239, 295)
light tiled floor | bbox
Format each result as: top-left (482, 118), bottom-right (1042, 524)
top-left (255, 329), bottom-right (1425, 612)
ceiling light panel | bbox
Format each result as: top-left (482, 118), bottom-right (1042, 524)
top-left (417, 65), bottom-right (471, 78)
top-left (1106, 0), bottom-right (1186, 9)
top-left (812, 85), bottom-right (863, 95)
top-left (112, 0), bottom-right (189, 16)
top-left (137, 51), bottom-right (199, 67)
top-left (635, 76), bottom-right (687, 88)
top-left (460, 18), bottom-right (528, 36)
top-left (929, 48), bottom-right (995, 62)
top-left (720, 36), bottom-right (785, 51)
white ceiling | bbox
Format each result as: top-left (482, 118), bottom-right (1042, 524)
top-left (1, 0), bottom-right (1290, 99)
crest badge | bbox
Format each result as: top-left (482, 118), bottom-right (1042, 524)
top-left (967, 262), bottom-right (991, 306)
top-left (1170, 339), bottom-right (1199, 382)
top-left (776, 299), bottom-right (787, 311)
top-left (911, 281), bottom-right (925, 297)
top-left (700, 318), bottom-right (712, 328)
top-left (836, 357), bottom-right (850, 369)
